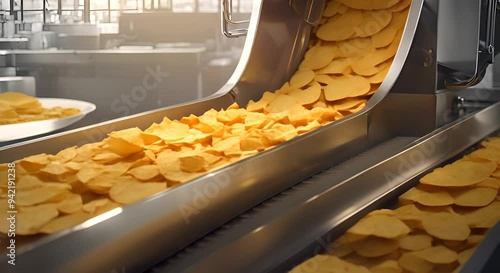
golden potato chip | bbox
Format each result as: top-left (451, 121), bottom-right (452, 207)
top-left (55, 146), bottom-right (78, 162)
top-left (355, 10), bottom-right (392, 37)
top-left (413, 246), bottom-right (458, 264)
top-left (420, 160), bottom-right (496, 187)
top-left (303, 44), bottom-right (337, 70)
top-left (468, 148), bottom-right (500, 165)
top-left (39, 210), bottom-right (92, 234)
top-left (347, 214), bottom-right (410, 239)
top-left (290, 69), bottom-right (315, 89)
top-left (13, 204), bottom-right (59, 235)
top-left (466, 235), bottom-right (484, 247)
top-left (338, 232), bottom-right (368, 244)
top-left (399, 187), bottom-right (454, 207)
top-left (323, 0), bottom-right (341, 17)
top-left (290, 255), bottom-right (371, 273)
top-left (57, 193), bottom-right (83, 214)
top-left (451, 187), bottom-right (497, 207)
top-left (351, 236), bottom-right (399, 257)
top-left (329, 242), bottom-right (354, 257)
top-left (476, 177), bottom-right (500, 190)
top-left (338, 0), bottom-right (400, 10)
top-left (390, 0), bottom-right (412, 11)
top-left (91, 152), bottom-right (123, 164)
top-left (332, 98), bottom-right (367, 111)
top-left (143, 120), bottom-right (190, 142)
top-left (317, 10), bottom-right (363, 41)
top-left (316, 58), bottom-right (352, 75)
top-left (458, 247), bottom-right (476, 265)
top-left (19, 153), bottom-right (50, 171)
top-left (289, 82), bottom-right (322, 105)
top-left (367, 65), bottom-right (391, 83)
top-left (336, 38), bottom-right (373, 58)
top-left (398, 234), bottom-right (433, 251)
top-left (372, 25), bottom-right (399, 48)
top-left (16, 186), bottom-right (69, 206)
top-left (422, 213), bottom-right (470, 241)
top-left (266, 95), bottom-right (303, 114)
top-left (127, 164), bottom-right (161, 181)
top-left (324, 75), bottom-right (371, 101)
top-left (109, 182), bottom-right (166, 204)
top-left (370, 260), bottom-right (402, 273)
top-left (459, 201), bottom-right (500, 228)
top-left (398, 252), bottom-right (435, 273)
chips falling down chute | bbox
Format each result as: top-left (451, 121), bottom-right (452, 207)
top-left (0, 0), bottom-right (411, 236)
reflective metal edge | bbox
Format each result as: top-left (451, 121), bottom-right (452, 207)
top-left (144, 101), bottom-right (500, 273)
top-left (0, 0), bottom-right (423, 272)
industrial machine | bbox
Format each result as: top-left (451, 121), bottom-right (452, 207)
top-left (0, 0), bottom-right (499, 272)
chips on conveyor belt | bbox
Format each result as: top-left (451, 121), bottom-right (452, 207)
top-left (289, 136), bottom-right (500, 273)
top-left (0, 92), bottom-right (81, 125)
top-left (0, 0), bottom-right (409, 235)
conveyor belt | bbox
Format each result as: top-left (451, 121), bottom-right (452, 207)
top-left (148, 101), bottom-right (500, 273)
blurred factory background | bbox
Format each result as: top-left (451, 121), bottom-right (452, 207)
top-left (0, 0), bottom-right (252, 127)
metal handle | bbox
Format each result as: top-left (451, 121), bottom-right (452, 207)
top-left (445, 0), bottom-right (498, 90)
top-left (221, 0), bottom-right (249, 38)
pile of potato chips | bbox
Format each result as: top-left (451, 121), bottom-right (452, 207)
top-left (290, 137), bottom-right (500, 273)
top-left (0, 92), bottom-right (81, 125)
top-left (0, 0), bottom-right (410, 235)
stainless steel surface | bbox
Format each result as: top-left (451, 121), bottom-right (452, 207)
top-left (438, 0), bottom-right (498, 90)
top-left (0, 76), bottom-right (35, 96)
top-left (152, 101), bottom-right (500, 273)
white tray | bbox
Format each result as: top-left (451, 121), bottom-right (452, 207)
top-left (0, 98), bottom-right (96, 142)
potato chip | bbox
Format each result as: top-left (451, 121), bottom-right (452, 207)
top-left (398, 252), bottom-right (434, 273)
top-left (323, 0), bottom-right (342, 17)
top-left (290, 255), bottom-right (371, 273)
top-left (317, 10), bottom-right (363, 41)
top-left (19, 153), bottom-right (50, 171)
top-left (413, 246), bottom-right (458, 264)
top-left (289, 82), bottom-right (322, 105)
top-left (336, 38), bottom-right (373, 58)
top-left (351, 236), bottom-right (399, 257)
top-left (303, 44), bottom-right (338, 70)
top-left (476, 177), bottom-right (500, 189)
top-left (422, 213), bottom-right (470, 241)
top-left (451, 187), bottom-right (497, 207)
top-left (355, 10), bottom-right (392, 37)
top-left (370, 260), bottom-right (402, 273)
top-left (458, 248), bottom-right (476, 265)
top-left (372, 25), bottom-right (399, 48)
top-left (57, 193), bottom-right (83, 214)
top-left (16, 186), bottom-right (69, 206)
top-left (39, 210), bottom-right (92, 234)
top-left (338, 0), bottom-right (400, 10)
top-left (290, 69), bottom-right (315, 89)
top-left (468, 148), bottom-right (500, 165)
top-left (109, 182), bottom-right (166, 204)
top-left (324, 75), bottom-right (371, 101)
top-left (420, 160), bottom-right (496, 187)
top-left (127, 164), bottom-right (161, 181)
top-left (390, 0), bottom-right (412, 11)
top-left (82, 198), bottom-right (121, 216)
top-left (347, 214), bottom-right (410, 239)
top-left (399, 187), bottom-right (454, 207)
top-left (398, 234), bottom-right (433, 251)
top-left (459, 201), bottom-right (500, 228)
top-left (316, 58), bottom-right (352, 75)
top-left (14, 204), bottom-right (59, 235)
top-left (329, 242), bottom-right (354, 257)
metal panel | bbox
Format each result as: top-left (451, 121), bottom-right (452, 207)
top-left (0, 76), bottom-right (35, 96)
